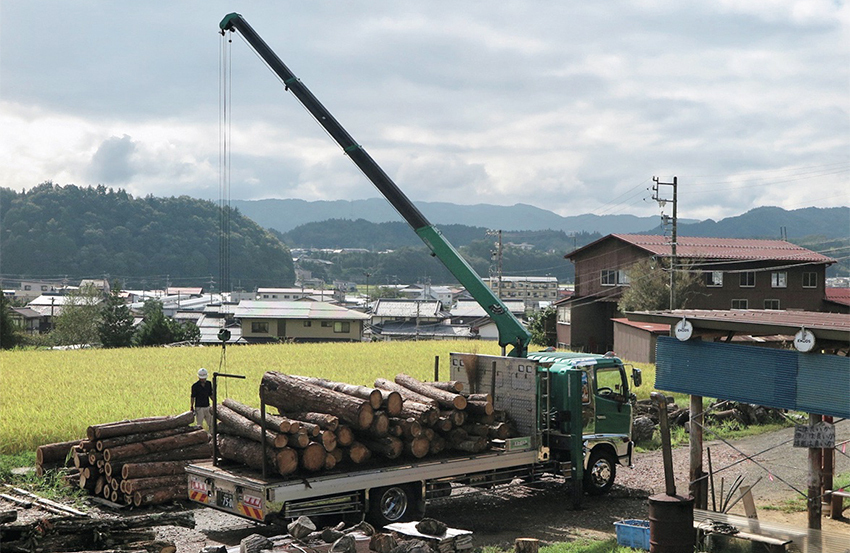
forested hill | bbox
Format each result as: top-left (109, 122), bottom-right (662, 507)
top-left (0, 183), bottom-right (295, 290)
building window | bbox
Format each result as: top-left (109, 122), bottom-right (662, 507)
top-left (739, 272), bottom-right (755, 287)
top-left (601, 270), bottom-right (630, 286)
top-left (731, 299), bottom-right (748, 309)
top-left (251, 321), bottom-right (269, 333)
top-left (24, 285), bottom-right (31, 291)
top-left (41, 285), bottom-right (48, 291)
top-left (262, 294), bottom-right (270, 299)
top-left (321, 321), bottom-right (332, 327)
top-left (764, 299), bottom-right (780, 310)
top-left (771, 272), bottom-right (787, 288)
top-left (303, 321), bottom-right (312, 327)
top-left (704, 271), bottom-right (723, 287)
top-left (802, 272), bottom-right (817, 288)
top-left (333, 322), bottom-right (351, 333)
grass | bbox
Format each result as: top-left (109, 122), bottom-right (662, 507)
top-left (0, 340), bottom-right (502, 454)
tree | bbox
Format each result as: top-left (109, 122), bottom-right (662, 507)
top-left (528, 305), bottom-right (557, 347)
top-left (51, 285), bottom-right (102, 346)
top-left (617, 258), bottom-right (702, 313)
top-left (98, 288), bottom-right (135, 348)
top-left (133, 299), bottom-right (176, 346)
top-left (0, 294), bottom-right (19, 349)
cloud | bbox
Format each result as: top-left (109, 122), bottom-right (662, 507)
top-left (87, 135), bottom-right (138, 184)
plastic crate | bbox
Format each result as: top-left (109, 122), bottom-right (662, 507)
top-left (614, 519), bottom-right (650, 550)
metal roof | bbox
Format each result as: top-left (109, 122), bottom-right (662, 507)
top-left (372, 299), bottom-right (445, 318)
top-left (568, 234), bottom-right (835, 264)
top-left (235, 300), bottom-right (369, 320)
top-left (627, 309), bottom-right (850, 343)
top-left (451, 300), bottom-right (526, 318)
top-left (612, 317), bottom-right (670, 333)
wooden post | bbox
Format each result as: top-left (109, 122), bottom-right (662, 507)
top-left (822, 415), bottom-right (834, 517)
top-left (515, 538), bottom-right (539, 553)
top-left (808, 413), bottom-right (823, 530)
top-left (434, 355), bottom-right (439, 381)
top-left (689, 394), bottom-right (706, 508)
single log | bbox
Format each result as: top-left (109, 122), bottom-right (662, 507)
top-left (404, 437), bottom-right (430, 459)
top-left (375, 378), bottom-right (438, 409)
top-left (416, 518), bottom-right (447, 536)
top-left (515, 538), bottom-right (539, 553)
top-left (395, 373), bottom-right (467, 410)
top-left (320, 430), bottom-right (337, 452)
top-left (222, 398), bottom-right (298, 433)
top-left (261, 372), bottom-right (374, 430)
top-left (288, 431), bottom-right (311, 448)
top-left (442, 410), bottom-right (466, 427)
top-left (377, 389), bottom-right (403, 417)
top-left (78, 439), bottom-right (96, 451)
top-left (462, 422), bottom-right (491, 437)
top-left (428, 435), bottom-right (446, 456)
top-left (465, 399), bottom-right (495, 416)
top-left (329, 447), bottom-right (344, 464)
top-left (285, 411), bottom-right (339, 431)
top-left (36, 439), bottom-right (81, 465)
top-left (389, 417), bottom-right (422, 440)
top-left (216, 404), bottom-right (285, 446)
top-left (217, 434), bottom-right (298, 476)
top-left (299, 442), bottom-right (327, 472)
top-left (361, 437), bottom-right (403, 460)
top-left (288, 420), bottom-right (321, 437)
top-left (335, 425), bottom-right (354, 447)
top-left (241, 534), bottom-right (274, 553)
top-left (3, 531), bottom-right (158, 552)
top-left (398, 400), bottom-right (439, 426)
top-left (72, 450), bottom-right (90, 470)
top-left (434, 416), bottom-right (453, 433)
top-left (64, 471), bottom-right (81, 488)
top-left (88, 451), bottom-right (104, 466)
top-left (453, 437), bottom-right (488, 453)
top-left (421, 428), bottom-right (435, 441)
top-left (123, 474), bottom-right (186, 494)
top-left (446, 428), bottom-right (469, 447)
top-left (18, 511), bottom-right (196, 532)
top-left (323, 452), bottom-right (337, 470)
top-left (133, 485), bottom-right (186, 507)
top-left (96, 426), bottom-right (198, 452)
top-left (291, 375), bottom-right (384, 410)
top-left (87, 412), bottom-right (194, 440)
top-left (94, 476), bottom-right (107, 495)
top-left (103, 429), bottom-right (209, 462)
top-left (425, 380), bottom-right (464, 393)
top-left (387, 422), bottom-right (403, 438)
top-left (368, 411), bottom-right (390, 437)
top-left (488, 422), bottom-right (511, 440)
top-left (122, 541), bottom-right (178, 553)
top-left (79, 472), bottom-right (96, 491)
top-left (346, 442), bottom-right (371, 464)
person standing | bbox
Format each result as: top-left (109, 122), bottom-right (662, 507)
top-left (191, 368), bottom-right (213, 431)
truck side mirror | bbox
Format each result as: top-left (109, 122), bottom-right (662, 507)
top-left (632, 367), bottom-right (642, 388)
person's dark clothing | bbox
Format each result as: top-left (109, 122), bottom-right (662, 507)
top-left (191, 380), bottom-right (213, 408)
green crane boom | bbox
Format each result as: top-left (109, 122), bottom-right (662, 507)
top-left (220, 13), bottom-right (531, 357)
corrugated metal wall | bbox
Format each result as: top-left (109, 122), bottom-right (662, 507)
top-left (656, 336), bottom-right (849, 418)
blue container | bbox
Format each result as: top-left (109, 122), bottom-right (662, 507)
top-left (614, 519), bottom-right (650, 550)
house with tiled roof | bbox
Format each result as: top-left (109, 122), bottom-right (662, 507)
top-left (823, 288), bottom-right (850, 314)
top-left (235, 300), bottom-right (369, 343)
top-left (559, 234), bottom-right (836, 353)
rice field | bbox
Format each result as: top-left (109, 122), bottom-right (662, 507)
top-left (0, 340), bottom-right (503, 454)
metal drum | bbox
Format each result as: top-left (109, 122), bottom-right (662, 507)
top-left (648, 493), bottom-right (695, 553)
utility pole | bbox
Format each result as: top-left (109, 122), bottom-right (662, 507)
top-left (487, 229), bottom-right (503, 300)
top-left (652, 176), bottom-right (678, 309)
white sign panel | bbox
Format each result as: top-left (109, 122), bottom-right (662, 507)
top-left (673, 318), bottom-right (693, 341)
top-left (793, 328), bottom-right (816, 353)
top-left (794, 422), bottom-right (835, 448)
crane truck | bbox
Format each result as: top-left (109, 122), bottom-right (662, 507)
top-left (185, 13), bottom-right (642, 527)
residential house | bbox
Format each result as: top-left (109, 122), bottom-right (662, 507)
top-left (484, 276), bottom-right (558, 310)
top-left (27, 294), bottom-right (99, 331)
top-left (398, 284), bottom-right (455, 306)
top-left (560, 234), bottom-right (836, 353)
top-left (9, 307), bottom-right (44, 335)
top-left (235, 300), bottom-right (369, 343)
top-left (450, 300), bottom-right (526, 342)
top-left (257, 287), bottom-right (339, 302)
top-left (12, 280), bottom-right (58, 301)
top-left (369, 299), bottom-right (451, 341)
top-left (823, 288), bottom-right (850, 314)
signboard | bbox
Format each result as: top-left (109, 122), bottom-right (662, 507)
top-left (793, 422), bottom-right (835, 448)
top-left (793, 328), bottom-right (816, 353)
top-left (673, 318), bottom-right (693, 341)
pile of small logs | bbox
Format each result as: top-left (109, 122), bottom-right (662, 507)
top-left (0, 511), bottom-right (192, 553)
top-left (218, 372), bottom-right (516, 477)
top-left (36, 411), bottom-right (212, 507)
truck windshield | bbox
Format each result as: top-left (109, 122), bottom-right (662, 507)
top-left (595, 366), bottom-right (627, 400)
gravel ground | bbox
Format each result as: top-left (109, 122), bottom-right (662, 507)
top-left (5, 422), bottom-right (849, 551)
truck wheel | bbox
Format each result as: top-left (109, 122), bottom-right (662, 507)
top-left (583, 449), bottom-right (616, 495)
top-left (366, 485), bottom-right (420, 527)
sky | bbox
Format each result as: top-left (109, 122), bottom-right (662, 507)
top-left (1, 1), bottom-right (848, 222)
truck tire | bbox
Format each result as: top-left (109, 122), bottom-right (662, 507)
top-left (366, 484), bottom-right (421, 527)
top-left (583, 449), bottom-right (616, 495)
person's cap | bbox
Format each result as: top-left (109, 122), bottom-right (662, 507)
top-left (198, 368), bottom-right (208, 378)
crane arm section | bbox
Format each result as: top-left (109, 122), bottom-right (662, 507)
top-left (220, 13), bottom-right (530, 357)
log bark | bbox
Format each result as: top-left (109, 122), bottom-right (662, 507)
top-left (375, 378), bottom-right (438, 409)
top-left (216, 404), bottom-right (285, 446)
top-left (396, 373), bottom-right (467, 410)
top-left (222, 398), bottom-right (298, 433)
top-left (434, 416), bottom-right (453, 433)
top-left (261, 372), bottom-right (374, 430)
top-left (284, 411), bottom-right (339, 431)
top-left (446, 428), bottom-right (469, 447)
top-left (377, 389), bottom-right (403, 417)
top-left (111, 442), bottom-right (212, 465)
top-left (217, 434), bottom-right (297, 476)
top-left (345, 442), bottom-right (371, 464)
top-left (299, 442), bottom-right (327, 472)
top-left (96, 426), bottom-right (198, 451)
top-left (122, 474), bottom-right (186, 494)
top-left (36, 439), bottom-right (81, 465)
top-left (465, 399), bottom-right (494, 416)
top-left (288, 432), bottom-right (310, 449)
top-left (488, 422), bottom-right (511, 440)
top-left (361, 437), bottom-right (402, 460)
top-left (241, 534), bottom-right (274, 553)
top-left (515, 538), bottom-right (539, 553)
top-left (425, 380), bottom-right (464, 393)
top-left (335, 425), bottom-right (354, 447)
top-left (466, 392), bottom-right (493, 404)
top-left (428, 435), bottom-right (446, 456)
top-left (103, 429), bottom-right (209, 462)
top-left (442, 410), bottom-right (466, 427)
top-left (404, 437), bottom-right (430, 459)
top-left (291, 375), bottom-right (384, 410)
top-left (453, 437), bottom-right (488, 453)
top-left (87, 412), bottom-right (194, 440)
top-left (389, 418), bottom-right (422, 439)
top-left (462, 422), bottom-right (491, 437)
top-left (133, 485), bottom-right (186, 507)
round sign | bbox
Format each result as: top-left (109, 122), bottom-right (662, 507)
top-left (794, 329), bottom-right (816, 352)
top-left (673, 318), bottom-right (693, 341)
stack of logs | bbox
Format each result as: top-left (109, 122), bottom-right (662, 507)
top-left (36, 411), bottom-right (212, 507)
top-left (217, 372), bottom-right (516, 477)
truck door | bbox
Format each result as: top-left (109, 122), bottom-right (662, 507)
top-left (592, 365), bottom-right (631, 435)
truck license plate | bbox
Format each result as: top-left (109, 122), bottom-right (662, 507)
top-left (217, 490), bottom-right (234, 509)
